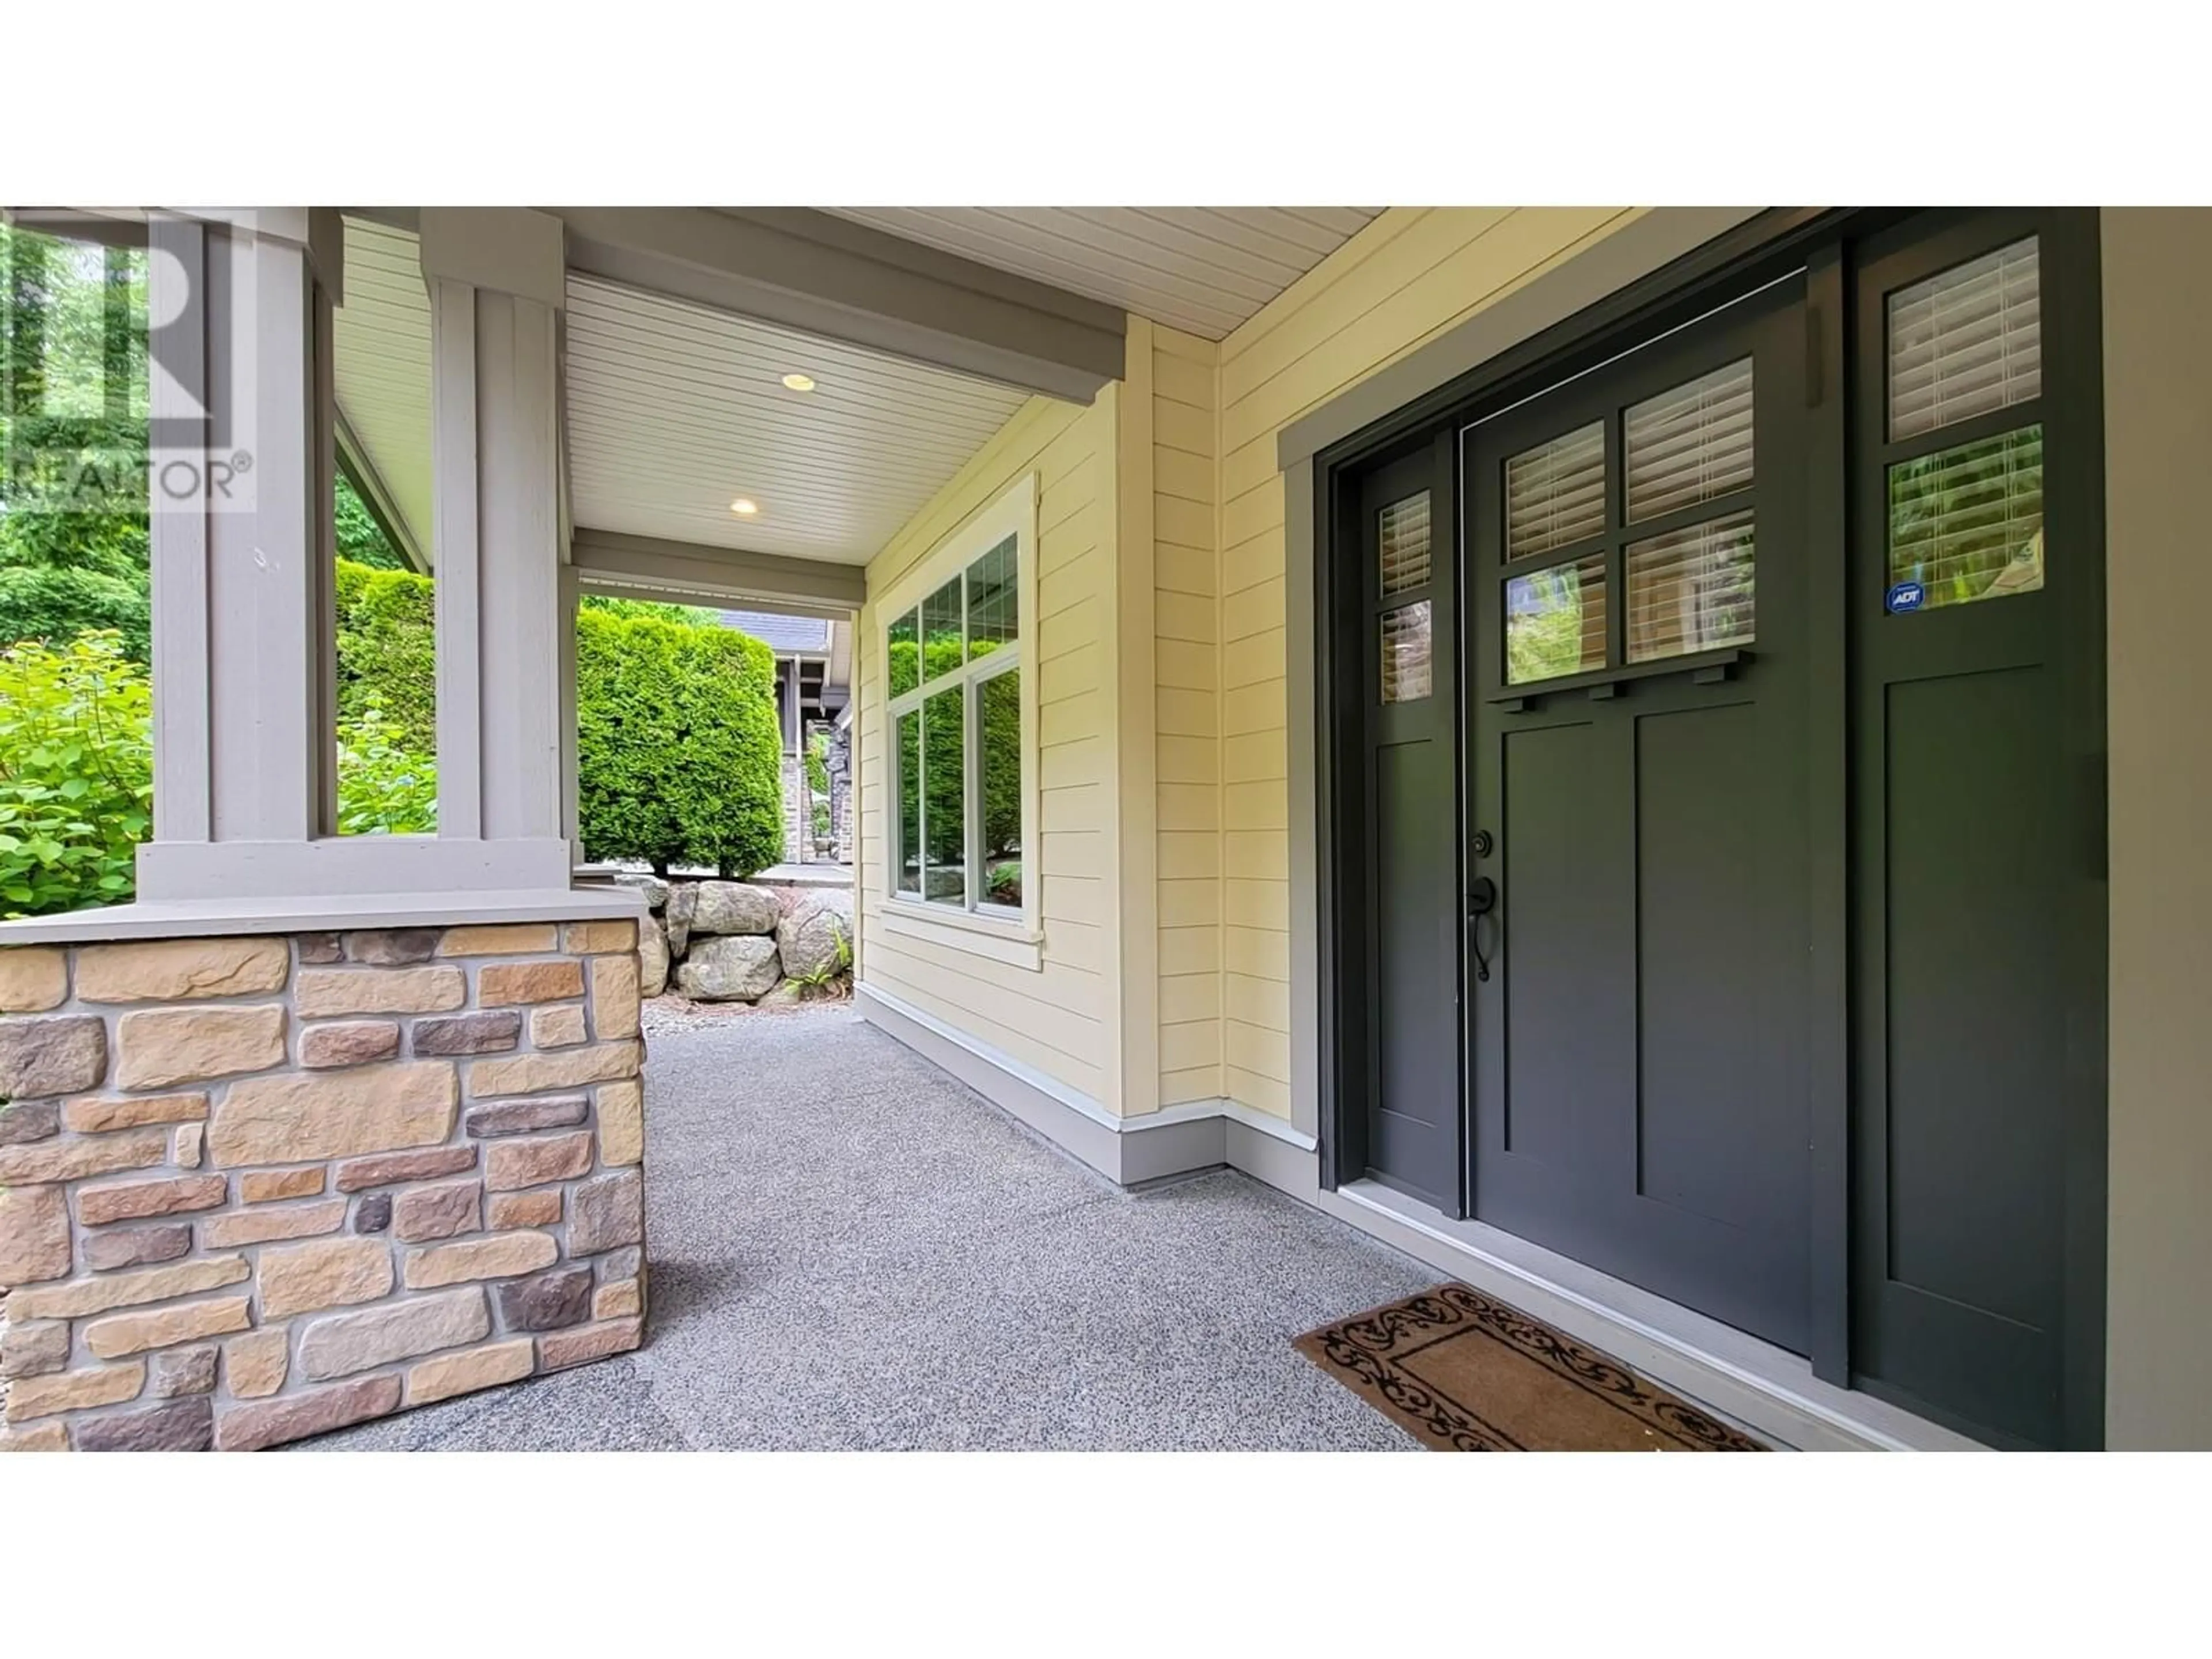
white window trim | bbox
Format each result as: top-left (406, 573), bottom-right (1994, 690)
top-left (877, 472), bottom-right (1041, 966)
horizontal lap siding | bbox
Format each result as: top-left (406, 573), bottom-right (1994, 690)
top-left (857, 397), bottom-right (1113, 1101)
top-left (1214, 206), bottom-right (1642, 1119)
top-left (1153, 324), bottom-right (1222, 1107)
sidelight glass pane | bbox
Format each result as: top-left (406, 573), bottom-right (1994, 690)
top-left (888, 609), bottom-right (920, 698)
top-left (1887, 425), bottom-right (2044, 608)
top-left (1380, 601), bottom-right (1433, 703)
top-left (895, 709), bottom-right (922, 895)
top-left (1505, 553), bottom-right (1608, 684)
top-left (1888, 236), bottom-right (2041, 440)
top-left (1626, 358), bottom-right (1754, 522)
top-left (978, 667), bottom-right (1022, 908)
top-left (920, 577), bottom-right (964, 682)
top-left (1505, 421), bottom-right (1605, 560)
top-left (1627, 509), bottom-right (1756, 662)
top-left (1378, 491), bottom-right (1432, 596)
top-left (966, 535), bottom-right (1018, 662)
top-left (921, 685), bottom-right (967, 904)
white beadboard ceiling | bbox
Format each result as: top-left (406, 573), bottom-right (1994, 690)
top-left (827, 207), bottom-right (1385, 340)
top-left (333, 218), bottom-right (435, 556)
top-left (563, 276), bottom-right (1027, 565)
top-left (331, 218), bottom-right (1032, 573)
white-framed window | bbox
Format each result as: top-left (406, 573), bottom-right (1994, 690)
top-left (879, 474), bottom-right (1038, 945)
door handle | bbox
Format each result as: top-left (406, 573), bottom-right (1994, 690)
top-left (1467, 876), bottom-right (1497, 982)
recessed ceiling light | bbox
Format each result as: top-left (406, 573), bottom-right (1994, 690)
top-left (781, 372), bottom-right (817, 392)
top-left (730, 498), bottom-right (759, 516)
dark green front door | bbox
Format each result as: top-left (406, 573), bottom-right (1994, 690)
top-left (1462, 278), bottom-right (1816, 1354)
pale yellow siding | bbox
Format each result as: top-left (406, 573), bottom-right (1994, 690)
top-left (1152, 324), bottom-right (1222, 1107)
top-left (856, 395), bottom-right (1116, 1101)
top-left (1213, 206), bottom-right (1643, 1117)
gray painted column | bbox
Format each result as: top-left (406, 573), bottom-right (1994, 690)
top-left (422, 208), bottom-right (569, 853)
top-left (138, 210), bottom-right (343, 900)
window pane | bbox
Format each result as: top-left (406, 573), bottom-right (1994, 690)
top-left (1505, 553), bottom-right (1608, 684)
top-left (978, 668), bottom-right (1022, 908)
top-left (921, 684), bottom-right (967, 904)
top-left (888, 609), bottom-right (920, 698)
top-left (1378, 491), bottom-right (1432, 597)
top-left (1888, 425), bottom-right (2044, 609)
top-left (1505, 421), bottom-right (1605, 561)
top-left (1380, 601), bottom-right (1432, 703)
top-left (1627, 509), bottom-right (1756, 662)
top-left (966, 535), bottom-right (1018, 662)
top-left (1889, 236), bottom-right (2041, 440)
top-left (1626, 357), bottom-right (1753, 523)
top-left (895, 709), bottom-right (922, 895)
top-left (920, 577), bottom-right (963, 683)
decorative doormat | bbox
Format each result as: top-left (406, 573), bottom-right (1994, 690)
top-left (1294, 1283), bottom-right (1766, 1451)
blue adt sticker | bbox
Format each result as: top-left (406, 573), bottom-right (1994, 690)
top-left (1885, 580), bottom-right (1926, 614)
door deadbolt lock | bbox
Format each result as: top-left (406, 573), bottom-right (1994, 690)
top-left (1472, 829), bottom-right (1494, 858)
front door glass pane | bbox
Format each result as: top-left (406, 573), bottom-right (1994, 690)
top-left (1378, 491), bottom-right (1432, 596)
top-left (1887, 425), bottom-right (2044, 608)
top-left (1505, 553), bottom-right (1608, 684)
top-left (1625, 357), bottom-right (1754, 523)
top-left (1505, 421), bottom-right (1605, 560)
top-left (1626, 509), bottom-right (1756, 661)
top-left (1888, 236), bottom-right (2041, 440)
top-left (1380, 601), bottom-right (1433, 702)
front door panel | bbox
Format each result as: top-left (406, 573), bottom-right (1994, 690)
top-left (1464, 280), bottom-right (1813, 1353)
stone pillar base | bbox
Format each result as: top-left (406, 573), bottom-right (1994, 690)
top-left (0, 915), bottom-right (647, 1452)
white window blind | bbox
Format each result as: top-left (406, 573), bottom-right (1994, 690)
top-left (1888, 237), bottom-right (2041, 441)
top-left (1505, 421), bottom-right (1605, 560)
top-left (1378, 491), bottom-right (1431, 596)
top-left (1888, 425), bottom-right (2044, 608)
top-left (1626, 357), bottom-right (1754, 523)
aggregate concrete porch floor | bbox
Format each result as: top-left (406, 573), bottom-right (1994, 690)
top-left (308, 1004), bottom-right (1431, 1451)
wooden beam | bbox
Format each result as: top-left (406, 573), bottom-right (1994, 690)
top-left (570, 526), bottom-right (863, 614)
top-left (553, 207), bottom-right (1125, 404)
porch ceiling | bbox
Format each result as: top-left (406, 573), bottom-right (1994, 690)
top-left (563, 276), bottom-right (1028, 565)
top-left (825, 207), bottom-right (1385, 340)
top-left (330, 215), bottom-right (1035, 579)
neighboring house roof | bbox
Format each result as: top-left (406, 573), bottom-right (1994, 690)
top-left (718, 610), bottom-right (831, 655)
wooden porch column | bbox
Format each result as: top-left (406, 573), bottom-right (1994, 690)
top-left (135, 210), bottom-right (343, 901)
top-left (421, 207), bottom-right (570, 858)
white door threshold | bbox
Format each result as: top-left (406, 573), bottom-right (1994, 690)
top-left (1326, 1179), bottom-right (1988, 1452)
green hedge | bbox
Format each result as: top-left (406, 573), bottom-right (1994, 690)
top-left (576, 607), bottom-right (782, 877)
top-left (335, 558), bottom-right (438, 751)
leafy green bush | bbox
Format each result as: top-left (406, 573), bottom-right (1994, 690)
top-left (335, 707), bottom-right (438, 836)
top-left (0, 563), bottom-right (150, 660)
top-left (335, 558), bottom-right (437, 752)
top-left (577, 607), bottom-right (782, 876)
top-left (0, 631), bottom-right (151, 916)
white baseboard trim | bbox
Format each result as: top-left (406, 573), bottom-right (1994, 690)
top-left (858, 979), bottom-right (1974, 1451)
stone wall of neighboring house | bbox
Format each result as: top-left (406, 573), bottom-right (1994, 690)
top-left (780, 753), bottom-right (808, 863)
top-left (0, 919), bottom-right (647, 1452)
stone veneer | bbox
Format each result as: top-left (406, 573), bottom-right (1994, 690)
top-left (0, 918), bottom-right (646, 1452)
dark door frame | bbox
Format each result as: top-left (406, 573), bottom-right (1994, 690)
top-left (1309, 206), bottom-right (2108, 1448)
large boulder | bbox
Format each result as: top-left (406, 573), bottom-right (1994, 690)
top-left (664, 882), bottom-right (698, 958)
top-left (674, 935), bottom-right (781, 1002)
top-left (637, 915), bottom-right (671, 998)
top-left (691, 881), bottom-right (779, 937)
top-left (615, 872), bottom-right (669, 911)
top-left (777, 893), bottom-right (854, 981)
